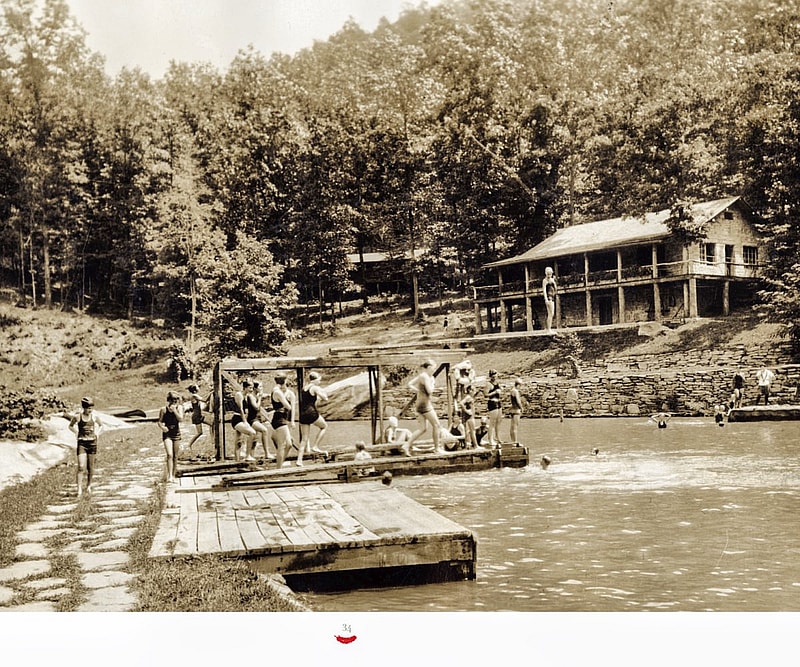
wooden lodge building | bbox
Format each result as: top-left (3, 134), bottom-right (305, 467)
top-left (473, 196), bottom-right (765, 334)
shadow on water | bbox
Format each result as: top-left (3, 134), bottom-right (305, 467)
top-left (305, 417), bottom-right (800, 612)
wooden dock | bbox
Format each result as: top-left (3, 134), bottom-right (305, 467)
top-left (728, 404), bottom-right (800, 422)
top-left (149, 476), bottom-right (476, 590)
top-left (211, 444), bottom-right (529, 489)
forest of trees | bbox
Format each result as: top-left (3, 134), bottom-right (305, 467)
top-left (2, 0), bottom-right (800, 358)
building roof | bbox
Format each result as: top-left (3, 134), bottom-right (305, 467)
top-left (483, 196), bottom-right (743, 269)
top-left (346, 248), bottom-right (426, 264)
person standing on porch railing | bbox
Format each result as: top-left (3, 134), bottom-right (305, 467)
top-left (542, 266), bottom-right (557, 333)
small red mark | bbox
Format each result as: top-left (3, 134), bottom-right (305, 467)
top-left (335, 635), bottom-right (357, 644)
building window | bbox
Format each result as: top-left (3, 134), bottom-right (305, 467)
top-left (743, 245), bottom-right (758, 266)
top-left (702, 243), bottom-right (716, 263)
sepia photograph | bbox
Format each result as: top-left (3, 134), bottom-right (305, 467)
top-left (1, 0), bottom-right (799, 662)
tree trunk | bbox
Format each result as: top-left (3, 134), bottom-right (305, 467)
top-left (43, 227), bottom-right (52, 307)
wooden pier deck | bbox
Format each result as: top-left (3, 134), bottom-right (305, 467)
top-left (727, 404), bottom-right (800, 422)
top-left (149, 477), bottom-right (476, 589)
top-left (209, 444), bottom-right (529, 489)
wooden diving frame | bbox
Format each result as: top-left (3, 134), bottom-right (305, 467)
top-left (210, 348), bottom-right (473, 461)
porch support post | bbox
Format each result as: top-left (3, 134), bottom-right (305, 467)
top-left (688, 277), bottom-right (698, 318)
top-left (722, 280), bottom-right (730, 316)
top-left (474, 300), bottom-right (483, 335)
top-left (554, 263), bottom-right (561, 330)
top-left (651, 243), bottom-right (659, 278)
top-left (618, 286), bottom-right (626, 324)
top-left (524, 265), bottom-right (533, 331)
top-left (499, 299), bottom-right (507, 333)
top-left (584, 253), bottom-right (592, 326)
top-left (653, 283), bottom-right (662, 321)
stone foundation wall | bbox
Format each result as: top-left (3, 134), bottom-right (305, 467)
top-left (383, 364), bottom-right (800, 419)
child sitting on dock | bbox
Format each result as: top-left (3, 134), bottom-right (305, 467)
top-left (353, 441), bottom-right (375, 476)
top-left (474, 416), bottom-right (489, 447)
top-left (384, 416), bottom-right (412, 456)
top-left (443, 414), bottom-right (466, 451)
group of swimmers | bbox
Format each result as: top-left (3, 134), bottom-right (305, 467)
top-left (156, 371), bottom-right (335, 483)
top-left (386, 358), bottom-right (526, 455)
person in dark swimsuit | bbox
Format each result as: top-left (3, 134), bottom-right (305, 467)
top-left (486, 370), bottom-right (503, 448)
top-left (460, 384), bottom-right (478, 448)
top-left (69, 396), bottom-right (103, 497)
top-left (270, 374), bottom-right (294, 468)
top-left (230, 379), bottom-right (257, 462)
top-left (407, 359), bottom-right (442, 453)
top-left (186, 384), bottom-right (211, 456)
top-left (542, 266), bottom-right (557, 333)
top-left (158, 391), bottom-right (185, 483)
top-left (245, 380), bottom-right (271, 462)
top-left (508, 378), bottom-right (523, 443)
top-left (298, 371), bottom-right (329, 465)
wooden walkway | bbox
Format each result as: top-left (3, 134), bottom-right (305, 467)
top-left (149, 477), bottom-right (476, 585)
top-left (211, 444), bottom-right (529, 489)
top-left (728, 404), bottom-right (800, 422)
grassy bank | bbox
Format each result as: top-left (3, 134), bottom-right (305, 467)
top-left (126, 476), bottom-right (305, 612)
top-left (0, 422), bottom-right (303, 612)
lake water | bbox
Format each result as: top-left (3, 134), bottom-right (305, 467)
top-left (304, 417), bottom-right (800, 611)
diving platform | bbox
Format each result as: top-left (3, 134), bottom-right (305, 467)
top-left (727, 404), bottom-right (800, 422)
top-left (148, 478), bottom-right (476, 590)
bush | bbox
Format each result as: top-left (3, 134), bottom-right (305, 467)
top-left (0, 386), bottom-right (67, 441)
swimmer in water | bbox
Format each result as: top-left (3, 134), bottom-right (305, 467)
top-left (591, 448), bottom-right (600, 456)
top-left (714, 403), bottom-right (729, 427)
top-left (649, 412), bottom-right (671, 429)
top-left (540, 455), bottom-right (551, 469)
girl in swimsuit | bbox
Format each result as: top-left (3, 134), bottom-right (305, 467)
top-left (460, 384), bottom-right (478, 448)
top-left (542, 266), bottom-right (557, 333)
top-left (270, 374), bottom-right (294, 468)
top-left (407, 359), bottom-right (442, 453)
top-left (158, 391), bottom-right (185, 483)
top-left (245, 380), bottom-right (272, 462)
top-left (230, 379), bottom-right (257, 462)
top-left (186, 384), bottom-right (211, 456)
top-left (508, 378), bottom-right (523, 443)
top-left (298, 371), bottom-right (329, 465)
top-left (486, 370), bottom-right (502, 448)
top-left (69, 396), bottom-right (103, 497)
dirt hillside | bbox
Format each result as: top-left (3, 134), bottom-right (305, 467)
top-left (0, 298), bottom-right (790, 412)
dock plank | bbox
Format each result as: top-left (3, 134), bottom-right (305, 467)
top-left (247, 489), bottom-right (291, 548)
top-left (325, 485), bottom-right (470, 543)
top-left (272, 487), bottom-right (339, 548)
top-left (237, 489), bottom-right (278, 552)
top-left (255, 489), bottom-right (317, 549)
top-left (148, 512), bottom-right (180, 558)
top-left (216, 491), bottom-right (247, 555)
top-left (195, 490), bottom-right (222, 555)
top-left (174, 490), bottom-right (199, 555)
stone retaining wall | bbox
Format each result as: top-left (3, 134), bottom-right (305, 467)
top-left (382, 364), bottom-right (800, 419)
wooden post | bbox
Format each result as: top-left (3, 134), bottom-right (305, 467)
top-left (376, 364), bottom-right (385, 444)
top-left (473, 300), bottom-right (483, 335)
top-left (213, 362), bottom-right (224, 461)
top-left (584, 253), bottom-right (592, 326)
top-left (368, 366), bottom-right (376, 445)
top-left (653, 283), bottom-right (662, 321)
top-left (445, 363), bottom-right (454, 427)
top-left (524, 265), bottom-right (533, 331)
top-left (688, 277), bottom-right (698, 318)
top-left (722, 280), bottom-right (730, 316)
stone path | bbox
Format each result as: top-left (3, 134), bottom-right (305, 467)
top-left (0, 443), bottom-right (164, 612)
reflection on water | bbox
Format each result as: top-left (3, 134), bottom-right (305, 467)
top-left (306, 417), bottom-right (800, 611)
